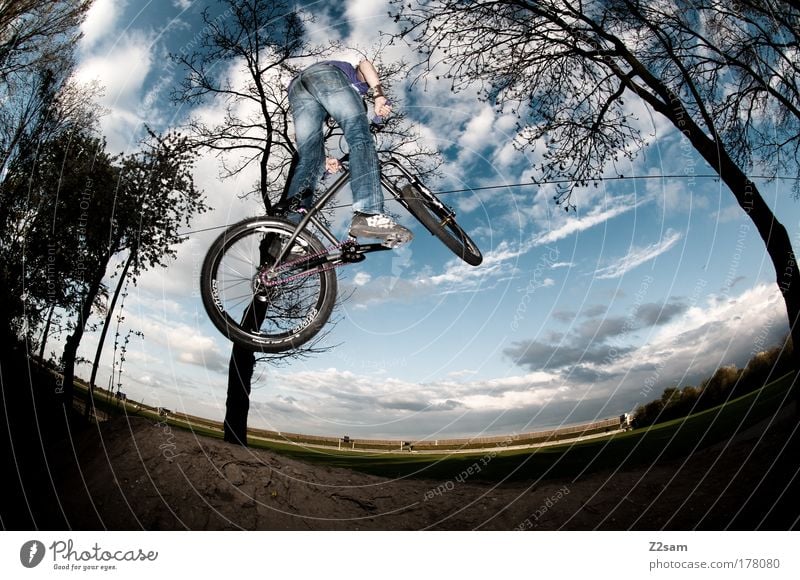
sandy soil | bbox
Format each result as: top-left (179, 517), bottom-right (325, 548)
top-left (45, 405), bottom-right (799, 531)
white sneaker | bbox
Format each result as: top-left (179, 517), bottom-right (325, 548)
top-left (349, 213), bottom-right (413, 247)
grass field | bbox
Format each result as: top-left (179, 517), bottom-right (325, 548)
top-left (239, 371), bottom-right (798, 482)
top-left (75, 367), bottom-right (798, 483)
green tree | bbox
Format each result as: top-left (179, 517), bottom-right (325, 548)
top-left (0, 0), bottom-right (98, 342)
top-left (0, 0), bottom-right (94, 177)
top-left (392, 0), bottom-right (800, 368)
top-left (9, 130), bottom-right (206, 410)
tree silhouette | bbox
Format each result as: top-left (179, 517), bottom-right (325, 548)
top-left (0, 0), bottom-right (94, 177)
top-left (173, 0), bottom-right (332, 445)
top-left (392, 0), bottom-right (800, 368)
top-left (0, 0), bottom-right (99, 343)
top-left (7, 130), bottom-right (206, 411)
top-left (175, 0), bottom-right (440, 445)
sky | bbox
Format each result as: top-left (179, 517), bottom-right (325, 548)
top-left (56, 0), bottom-right (800, 439)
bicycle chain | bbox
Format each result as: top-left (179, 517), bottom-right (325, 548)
top-left (259, 239), bottom-right (355, 288)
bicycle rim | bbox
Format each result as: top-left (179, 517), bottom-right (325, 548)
top-left (399, 184), bottom-right (483, 266)
top-left (201, 217), bottom-right (337, 352)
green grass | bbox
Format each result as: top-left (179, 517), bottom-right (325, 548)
top-left (65, 361), bottom-right (795, 483)
top-left (238, 371), bottom-right (797, 482)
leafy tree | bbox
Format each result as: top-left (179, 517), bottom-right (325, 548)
top-left (8, 129), bottom-right (206, 409)
top-left (392, 0), bottom-right (800, 368)
top-left (174, 0), bottom-right (439, 445)
top-left (699, 364), bottom-right (742, 407)
top-left (0, 0), bottom-right (99, 342)
top-left (741, 343), bottom-right (794, 392)
top-left (0, 0), bottom-right (94, 177)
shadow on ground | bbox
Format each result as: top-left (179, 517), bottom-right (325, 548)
top-left (2, 351), bottom-right (799, 530)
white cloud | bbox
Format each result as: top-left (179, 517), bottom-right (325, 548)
top-left (595, 229), bottom-right (682, 279)
top-left (531, 194), bottom-right (649, 247)
top-left (713, 203), bottom-right (748, 224)
top-left (506, 282), bottom-right (787, 419)
top-left (458, 105), bottom-right (496, 150)
top-left (345, 0), bottom-right (391, 23)
top-left (76, 36), bottom-right (152, 107)
top-left (80, 0), bottom-right (122, 50)
top-left (343, 237), bottom-right (523, 309)
top-left (120, 309), bottom-right (229, 373)
top-left (353, 271), bottom-right (372, 286)
top-left (74, 31), bottom-right (156, 152)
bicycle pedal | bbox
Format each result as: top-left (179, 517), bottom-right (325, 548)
top-left (381, 233), bottom-right (413, 249)
top-left (341, 243), bottom-right (366, 263)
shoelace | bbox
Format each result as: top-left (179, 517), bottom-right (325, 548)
top-left (364, 214), bottom-right (397, 228)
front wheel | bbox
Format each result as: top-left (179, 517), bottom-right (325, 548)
top-left (200, 216), bottom-right (338, 353)
top-left (398, 184), bottom-right (483, 266)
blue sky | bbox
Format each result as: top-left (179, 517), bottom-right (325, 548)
top-left (61, 0), bottom-right (799, 439)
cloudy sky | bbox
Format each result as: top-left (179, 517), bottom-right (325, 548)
top-left (62, 0), bottom-right (798, 439)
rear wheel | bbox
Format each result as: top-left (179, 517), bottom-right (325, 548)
top-left (200, 217), bottom-right (337, 352)
top-left (399, 184), bottom-right (482, 266)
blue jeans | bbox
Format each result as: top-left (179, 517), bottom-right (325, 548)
top-left (286, 63), bottom-right (383, 215)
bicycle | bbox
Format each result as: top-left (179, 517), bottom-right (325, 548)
top-left (200, 134), bottom-right (483, 353)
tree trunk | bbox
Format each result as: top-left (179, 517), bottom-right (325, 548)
top-left (224, 344), bottom-right (255, 446)
top-left (59, 272), bottom-right (104, 414)
top-left (60, 331), bottom-right (79, 413)
top-left (224, 177), bottom-right (278, 446)
top-left (223, 296), bottom-right (269, 446)
top-left (85, 248), bottom-right (134, 419)
top-left (627, 76), bottom-right (800, 370)
top-left (680, 121), bottom-right (800, 369)
top-left (38, 303), bottom-right (55, 362)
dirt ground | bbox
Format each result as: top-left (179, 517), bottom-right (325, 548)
top-left (32, 403), bottom-right (796, 531)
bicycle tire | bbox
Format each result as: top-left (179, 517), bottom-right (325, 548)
top-left (398, 184), bottom-right (483, 266)
top-left (200, 216), bottom-right (338, 352)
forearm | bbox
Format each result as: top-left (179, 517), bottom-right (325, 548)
top-left (357, 59), bottom-right (392, 117)
top-left (357, 59), bottom-right (384, 96)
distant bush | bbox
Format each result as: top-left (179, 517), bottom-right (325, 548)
top-left (632, 340), bottom-right (793, 429)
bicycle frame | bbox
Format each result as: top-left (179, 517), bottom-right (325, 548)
top-left (269, 154), bottom-right (426, 268)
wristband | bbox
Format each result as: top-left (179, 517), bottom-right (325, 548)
top-left (371, 84), bottom-right (385, 98)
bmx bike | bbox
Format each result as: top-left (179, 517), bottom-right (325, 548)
top-left (200, 147), bottom-right (482, 353)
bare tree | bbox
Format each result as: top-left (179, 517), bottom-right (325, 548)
top-left (392, 0), bottom-right (800, 368)
top-left (172, 1), bottom-right (327, 210)
top-left (173, 0), bottom-right (331, 445)
top-left (174, 0), bottom-right (439, 445)
top-left (0, 0), bottom-right (93, 177)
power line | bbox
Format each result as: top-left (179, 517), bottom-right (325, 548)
top-left (437, 173), bottom-right (798, 195)
top-left (177, 173), bottom-right (798, 238)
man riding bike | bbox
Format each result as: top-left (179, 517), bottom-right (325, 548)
top-left (285, 55), bottom-right (413, 247)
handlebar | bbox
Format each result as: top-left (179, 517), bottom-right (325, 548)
top-left (370, 99), bottom-right (392, 126)
top-left (323, 100), bottom-right (392, 175)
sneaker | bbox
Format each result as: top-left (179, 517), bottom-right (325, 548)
top-left (349, 212), bottom-right (413, 247)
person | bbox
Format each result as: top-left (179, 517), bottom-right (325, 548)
top-left (284, 56), bottom-right (412, 246)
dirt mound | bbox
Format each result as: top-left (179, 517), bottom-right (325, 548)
top-left (49, 407), bottom-right (799, 530)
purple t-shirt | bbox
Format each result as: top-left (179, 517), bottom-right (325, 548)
top-left (324, 60), bottom-right (369, 95)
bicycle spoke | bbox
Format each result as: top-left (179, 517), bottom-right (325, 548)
top-left (201, 217), bottom-right (338, 352)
